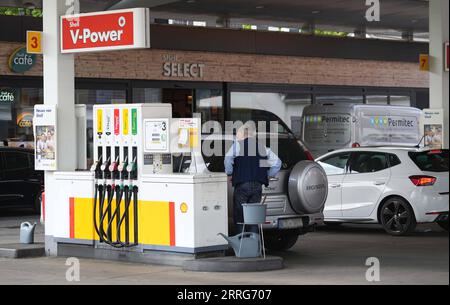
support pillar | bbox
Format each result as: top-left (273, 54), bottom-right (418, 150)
top-left (429, 0), bottom-right (449, 148)
top-left (43, 0), bottom-right (76, 256)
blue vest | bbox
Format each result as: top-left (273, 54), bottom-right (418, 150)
top-left (232, 138), bottom-right (269, 187)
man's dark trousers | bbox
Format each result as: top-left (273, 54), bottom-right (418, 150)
top-left (233, 181), bottom-right (262, 234)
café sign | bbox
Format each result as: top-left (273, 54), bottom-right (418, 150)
top-left (0, 88), bottom-right (16, 103)
top-left (8, 47), bottom-right (37, 73)
top-left (17, 112), bottom-right (34, 128)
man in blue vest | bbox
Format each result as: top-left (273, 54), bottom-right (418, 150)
top-left (225, 122), bottom-right (282, 234)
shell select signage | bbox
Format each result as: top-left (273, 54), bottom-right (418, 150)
top-left (61, 8), bottom-right (150, 53)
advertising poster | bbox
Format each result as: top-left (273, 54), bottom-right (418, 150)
top-left (34, 105), bottom-right (58, 171)
top-left (422, 109), bottom-right (445, 149)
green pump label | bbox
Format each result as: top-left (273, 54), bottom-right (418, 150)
top-left (132, 109), bottom-right (138, 135)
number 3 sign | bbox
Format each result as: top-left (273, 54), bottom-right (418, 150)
top-left (27, 31), bottom-right (43, 54)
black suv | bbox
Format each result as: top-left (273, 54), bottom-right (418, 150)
top-left (0, 147), bottom-right (44, 213)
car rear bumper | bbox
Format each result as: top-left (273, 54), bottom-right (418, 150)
top-left (411, 189), bottom-right (449, 223)
top-left (262, 212), bottom-right (324, 231)
top-left (426, 211), bottom-right (449, 223)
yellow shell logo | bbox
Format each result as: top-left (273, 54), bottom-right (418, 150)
top-left (180, 203), bottom-right (188, 214)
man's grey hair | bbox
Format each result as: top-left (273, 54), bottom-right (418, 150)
top-left (237, 121), bottom-right (257, 140)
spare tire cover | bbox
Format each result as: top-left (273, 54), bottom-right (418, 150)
top-left (288, 161), bottom-right (328, 214)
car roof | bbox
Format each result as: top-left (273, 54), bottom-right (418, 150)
top-left (316, 146), bottom-right (425, 159)
top-left (201, 132), bottom-right (295, 140)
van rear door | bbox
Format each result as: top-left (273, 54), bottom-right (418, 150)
top-left (355, 106), bottom-right (422, 147)
top-left (303, 112), bottom-right (352, 157)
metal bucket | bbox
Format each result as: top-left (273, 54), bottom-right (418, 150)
top-left (242, 204), bottom-right (267, 224)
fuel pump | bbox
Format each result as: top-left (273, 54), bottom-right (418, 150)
top-left (92, 104), bottom-right (174, 249)
top-left (47, 103), bottom-right (229, 260)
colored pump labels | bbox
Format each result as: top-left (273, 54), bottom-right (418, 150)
top-left (114, 109), bottom-right (120, 135)
top-left (97, 109), bottom-right (103, 135)
top-left (132, 109), bottom-right (138, 135)
top-left (123, 108), bottom-right (129, 135)
top-left (98, 107), bottom-right (138, 136)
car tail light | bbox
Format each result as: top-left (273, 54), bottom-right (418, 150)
top-left (409, 175), bottom-right (437, 186)
top-left (304, 150), bottom-right (315, 161)
top-left (352, 143), bottom-right (361, 148)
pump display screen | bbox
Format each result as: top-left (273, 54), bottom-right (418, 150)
top-left (303, 113), bottom-right (352, 148)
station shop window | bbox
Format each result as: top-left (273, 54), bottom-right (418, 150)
top-left (75, 89), bottom-right (127, 165)
top-left (196, 89), bottom-right (224, 127)
top-left (134, 87), bottom-right (194, 118)
top-left (0, 87), bottom-right (42, 149)
top-left (390, 95), bottom-right (411, 106)
top-left (315, 94), bottom-right (364, 104)
top-left (133, 87), bottom-right (224, 127)
top-left (230, 91), bottom-right (312, 136)
top-left (366, 95), bottom-right (389, 105)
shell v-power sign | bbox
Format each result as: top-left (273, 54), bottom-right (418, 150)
top-left (61, 8), bottom-right (150, 53)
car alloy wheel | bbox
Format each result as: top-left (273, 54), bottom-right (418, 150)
top-left (381, 198), bottom-right (416, 236)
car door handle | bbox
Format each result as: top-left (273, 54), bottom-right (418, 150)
top-left (330, 184), bottom-right (341, 188)
top-left (374, 181), bottom-right (386, 186)
top-left (269, 177), bottom-right (279, 182)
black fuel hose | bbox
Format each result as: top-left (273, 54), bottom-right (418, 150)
top-left (93, 183), bottom-right (106, 240)
top-left (93, 183), bottom-right (100, 238)
top-left (117, 185), bottom-right (133, 246)
top-left (104, 185), bottom-right (125, 247)
top-left (99, 183), bottom-right (117, 242)
top-left (133, 186), bottom-right (139, 245)
top-left (98, 183), bottom-right (108, 241)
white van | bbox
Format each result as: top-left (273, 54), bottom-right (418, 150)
top-left (301, 103), bottom-right (423, 157)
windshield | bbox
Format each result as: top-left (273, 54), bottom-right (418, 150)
top-left (409, 150), bottom-right (449, 173)
top-left (230, 109), bottom-right (293, 135)
top-left (174, 137), bottom-right (307, 173)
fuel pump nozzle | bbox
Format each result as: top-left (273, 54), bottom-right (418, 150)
top-left (90, 156), bottom-right (102, 179)
top-left (126, 156), bottom-right (137, 181)
top-left (100, 157), bottom-right (111, 178)
top-left (118, 156), bottom-right (128, 182)
top-left (109, 156), bottom-right (120, 182)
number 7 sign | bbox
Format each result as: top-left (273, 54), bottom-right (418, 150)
top-left (27, 31), bottom-right (43, 54)
top-left (419, 54), bottom-right (429, 71)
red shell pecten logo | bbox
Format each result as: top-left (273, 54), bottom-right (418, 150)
top-left (62, 12), bottom-right (135, 51)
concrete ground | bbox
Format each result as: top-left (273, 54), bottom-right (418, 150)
top-left (0, 210), bottom-right (448, 285)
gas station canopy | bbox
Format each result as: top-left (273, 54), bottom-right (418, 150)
top-left (1, 0), bottom-right (430, 35)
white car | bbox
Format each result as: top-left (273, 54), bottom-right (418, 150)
top-left (316, 147), bottom-right (449, 236)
